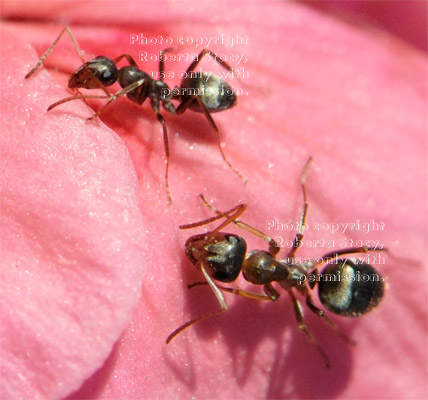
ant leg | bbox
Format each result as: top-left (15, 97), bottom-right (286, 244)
top-left (113, 54), bottom-right (138, 67)
top-left (191, 97), bottom-right (247, 184)
top-left (202, 95), bottom-right (244, 184)
top-left (312, 246), bottom-right (417, 270)
top-left (287, 157), bottom-right (312, 260)
top-left (180, 48), bottom-right (248, 88)
top-left (174, 94), bottom-right (197, 115)
top-left (235, 221), bottom-right (281, 257)
top-left (47, 76), bottom-right (147, 113)
top-left (299, 284), bottom-right (356, 345)
top-left (288, 290), bottom-right (331, 368)
top-left (25, 26), bottom-right (85, 79)
top-left (198, 194), bottom-right (280, 255)
top-left (86, 78), bottom-right (148, 121)
top-left (188, 281), bottom-right (279, 302)
top-left (198, 193), bottom-right (234, 216)
top-left (185, 49), bottom-right (236, 76)
top-left (179, 204), bottom-right (246, 232)
top-left (155, 112), bottom-right (173, 204)
top-left (47, 94), bottom-right (110, 111)
top-left (176, 95), bottom-right (247, 183)
top-left (264, 282), bottom-right (280, 300)
top-left (166, 263), bottom-right (227, 344)
top-left (158, 48), bottom-right (174, 82)
top-left (312, 246), bottom-right (391, 269)
top-left (47, 77), bottom-right (146, 115)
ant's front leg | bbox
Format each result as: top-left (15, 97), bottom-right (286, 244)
top-left (25, 26), bottom-right (86, 80)
top-left (179, 203), bottom-right (247, 232)
top-left (188, 281), bottom-right (279, 302)
top-left (166, 263), bottom-right (229, 344)
top-left (47, 79), bottom-right (144, 114)
top-left (86, 77), bottom-right (148, 121)
top-left (197, 195), bottom-right (280, 256)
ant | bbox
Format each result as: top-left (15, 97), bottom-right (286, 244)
top-left (167, 158), bottom-right (387, 367)
top-left (25, 27), bottom-right (246, 203)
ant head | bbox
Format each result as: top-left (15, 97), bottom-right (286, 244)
top-left (68, 56), bottom-right (118, 89)
top-left (317, 259), bottom-right (384, 317)
top-left (185, 232), bottom-right (246, 283)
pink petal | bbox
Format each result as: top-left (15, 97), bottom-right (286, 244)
top-left (1, 28), bottom-right (146, 399)
top-left (1, 1), bottom-right (427, 399)
top-left (303, 0), bottom-right (427, 51)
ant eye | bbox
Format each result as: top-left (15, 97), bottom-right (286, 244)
top-left (100, 69), bottom-right (113, 81)
top-left (92, 57), bottom-right (118, 85)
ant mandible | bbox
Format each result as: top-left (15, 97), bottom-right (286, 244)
top-left (167, 158), bottom-right (387, 367)
top-left (25, 27), bottom-right (246, 203)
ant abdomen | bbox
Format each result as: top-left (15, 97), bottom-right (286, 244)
top-left (243, 250), bottom-right (290, 285)
top-left (317, 259), bottom-right (385, 317)
top-left (185, 233), bottom-right (246, 282)
top-left (181, 73), bottom-right (237, 113)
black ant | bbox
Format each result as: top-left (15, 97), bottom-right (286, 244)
top-left (25, 27), bottom-right (246, 203)
top-left (167, 158), bottom-right (387, 367)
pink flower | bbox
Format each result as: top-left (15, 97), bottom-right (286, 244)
top-left (1, 1), bottom-right (426, 399)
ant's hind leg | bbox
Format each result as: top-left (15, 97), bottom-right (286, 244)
top-left (26, 27), bottom-right (85, 79)
top-left (185, 49), bottom-right (236, 76)
top-left (288, 290), bottom-right (331, 368)
top-left (114, 54), bottom-right (138, 67)
top-left (158, 48), bottom-right (174, 83)
top-left (186, 96), bottom-right (247, 183)
top-left (153, 112), bottom-right (173, 204)
top-left (299, 284), bottom-right (356, 345)
top-left (287, 157), bottom-right (312, 260)
top-left (311, 246), bottom-right (392, 269)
